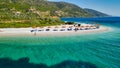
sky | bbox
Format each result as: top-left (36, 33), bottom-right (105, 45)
top-left (48, 0), bottom-right (120, 16)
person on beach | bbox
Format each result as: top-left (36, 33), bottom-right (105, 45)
top-left (34, 27), bottom-right (37, 36)
top-left (31, 26), bottom-right (37, 35)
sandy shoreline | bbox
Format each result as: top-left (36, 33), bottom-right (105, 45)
top-left (0, 26), bottom-right (110, 37)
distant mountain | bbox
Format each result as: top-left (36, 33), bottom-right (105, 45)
top-left (84, 8), bottom-right (110, 17)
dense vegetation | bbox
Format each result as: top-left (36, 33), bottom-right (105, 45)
top-left (0, 18), bottom-right (64, 28)
top-left (0, 0), bottom-right (108, 28)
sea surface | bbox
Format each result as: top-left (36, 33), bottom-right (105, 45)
top-left (0, 17), bottom-right (120, 68)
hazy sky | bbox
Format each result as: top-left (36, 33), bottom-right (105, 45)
top-left (48, 0), bottom-right (120, 16)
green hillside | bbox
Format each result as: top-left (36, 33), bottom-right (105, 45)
top-left (0, 0), bottom-right (108, 28)
top-left (84, 8), bottom-right (109, 17)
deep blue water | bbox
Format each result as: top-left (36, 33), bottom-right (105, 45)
top-left (61, 17), bottom-right (120, 27)
top-left (61, 17), bottom-right (120, 22)
top-left (0, 17), bottom-right (120, 68)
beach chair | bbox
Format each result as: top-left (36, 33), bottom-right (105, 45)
top-left (30, 30), bottom-right (37, 32)
top-left (53, 29), bottom-right (58, 31)
top-left (60, 29), bottom-right (65, 31)
top-left (79, 28), bottom-right (83, 30)
top-left (67, 28), bottom-right (72, 31)
top-left (46, 29), bottom-right (50, 31)
top-left (38, 29), bottom-right (44, 31)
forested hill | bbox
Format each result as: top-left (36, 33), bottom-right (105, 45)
top-left (0, 0), bottom-right (109, 28)
top-left (0, 0), bottom-right (92, 18)
top-left (84, 8), bottom-right (109, 17)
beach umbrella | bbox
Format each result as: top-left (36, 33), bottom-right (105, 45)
top-left (40, 26), bottom-right (43, 28)
top-left (48, 26), bottom-right (51, 28)
top-left (39, 26), bottom-right (44, 30)
top-left (90, 26), bottom-right (93, 27)
top-left (55, 26), bottom-right (59, 28)
top-left (86, 26), bottom-right (89, 27)
top-left (81, 26), bottom-right (84, 28)
top-left (32, 26), bottom-right (37, 29)
top-left (62, 26), bottom-right (66, 28)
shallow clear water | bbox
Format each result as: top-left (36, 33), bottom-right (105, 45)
top-left (0, 22), bottom-right (120, 68)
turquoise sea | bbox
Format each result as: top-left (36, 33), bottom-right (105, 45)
top-left (0, 17), bottom-right (120, 68)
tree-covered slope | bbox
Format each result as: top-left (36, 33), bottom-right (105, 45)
top-left (84, 8), bottom-right (109, 17)
top-left (0, 0), bottom-right (109, 28)
top-left (0, 0), bottom-right (92, 19)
